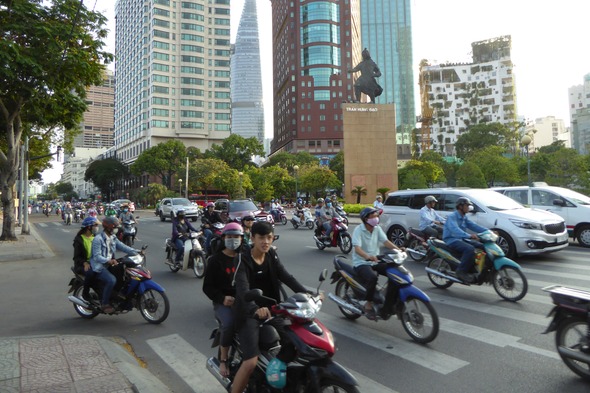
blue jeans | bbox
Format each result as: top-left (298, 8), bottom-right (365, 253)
top-left (448, 240), bottom-right (476, 273)
top-left (174, 238), bottom-right (184, 262)
top-left (323, 221), bottom-right (332, 238)
top-left (96, 268), bottom-right (116, 306)
top-left (203, 228), bottom-right (213, 253)
top-left (214, 303), bottom-right (235, 347)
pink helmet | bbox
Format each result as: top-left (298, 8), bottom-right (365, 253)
top-left (223, 222), bottom-right (243, 236)
top-left (206, 202), bottom-right (215, 208)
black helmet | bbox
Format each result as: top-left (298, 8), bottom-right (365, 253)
top-left (176, 209), bottom-right (185, 218)
top-left (456, 197), bottom-right (473, 208)
top-left (360, 207), bottom-right (379, 221)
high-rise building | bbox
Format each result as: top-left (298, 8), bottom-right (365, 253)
top-left (568, 73), bottom-right (590, 154)
top-left (360, 0), bottom-right (415, 159)
top-left (270, 0), bottom-right (362, 160)
top-left (525, 116), bottom-right (569, 149)
top-left (419, 35), bottom-right (517, 156)
top-left (231, 0), bottom-right (264, 144)
top-left (75, 69), bottom-right (115, 149)
top-left (114, 0), bottom-right (231, 165)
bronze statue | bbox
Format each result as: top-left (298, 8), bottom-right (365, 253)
top-left (348, 48), bottom-right (383, 103)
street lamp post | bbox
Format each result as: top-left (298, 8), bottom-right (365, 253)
top-left (521, 134), bottom-right (533, 186)
top-left (178, 178), bottom-right (183, 196)
top-left (293, 165), bottom-right (299, 199)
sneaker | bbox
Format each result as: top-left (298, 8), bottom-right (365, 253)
top-left (456, 271), bottom-right (475, 283)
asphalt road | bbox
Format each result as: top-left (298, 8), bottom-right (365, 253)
top-left (2, 211), bottom-right (590, 393)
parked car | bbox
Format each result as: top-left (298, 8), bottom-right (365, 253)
top-left (380, 188), bottom-right (569, 259)
top-left (111, 199), bottom-right (135, 213)
top-left (158, 197), bottom-right (200, 222)
top-left (494, 184), bottom-right (590, 247)
top-left (214, 198), bottom-right (273, 224)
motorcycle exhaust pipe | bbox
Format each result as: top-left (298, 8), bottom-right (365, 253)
top-left (206, 357), bottom-right (232, 389)
top-left (68, 295), bottom-right (90, 308)
top-left (557, 346), bottom-right (590, 364)
top-left (328, 293), bottom-right (363, 315)
top-left (406, 248), bottom-right (426, 257)
top-left (425, 267), bottom-right (464, 283)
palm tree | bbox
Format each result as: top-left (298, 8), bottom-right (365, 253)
top-left (376, 187), bottom-right (391, 199)
top-left (351, 185), bottom-right (367, 204)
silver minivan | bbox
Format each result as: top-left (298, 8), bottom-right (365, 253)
top-left (380, 188), bottom-right (568, 259)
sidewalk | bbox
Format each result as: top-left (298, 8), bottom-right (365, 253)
top-left (0, 335), bottom-right (171, 393)
top-left (0, 220), bottom-right (54, 262)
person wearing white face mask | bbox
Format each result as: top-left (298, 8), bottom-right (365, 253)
top-left (352, 207), bottom-right (403, 320)
top-left (202, 222), bottom-right (243, 378)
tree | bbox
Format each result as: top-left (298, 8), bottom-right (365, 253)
top-left (329, 151), bottom-right (344, 184)
top-left (84, 158), bottom-right (127, 201)
top-left (131, 140), bottom-right (186, 188)
top-left (399, 170), bottom-right (427, 190)
top-left (264, 151), bottom-right (319, 169)
top-left (351, 185), bottom-right (368, 204)
top-left (468, 146), bottom-right (519, 186)
top-left (376, 187), bottom-right (390, 199)
top-left (398, 160), bottom-right (445, 188)
top-left (454, 123), bottom-right (520, 159)
top-left (204, 134), bottom-right (264, 170)
top-left (299, 165), bottom-right (341, 199)
top-left (545, 148), bottom-right (589, 187)
top-left (54, 181), bottom-right (74, 195)
top-left (145, 183), bottom-right (168, 206)
top-left (455, 162), bottom-right (487, 188)
top-left (0, 0), bottom-right (113, 240)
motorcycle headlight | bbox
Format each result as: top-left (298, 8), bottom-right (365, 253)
top-left (286, 299), bottom-right (322, 320)
top-left (128, 254), bottom-right (143, 265)
top-left (510, 219), bottom-right (542, 230)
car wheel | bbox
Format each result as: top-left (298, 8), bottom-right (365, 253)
top-left (495, 229), bottom-right (516, 259)
top-left (159, 211), bottom-right (165, 222)
top-left (576, 225), bottom-right (590, 247)
top-left (387, 225), bottom-right (407, 247)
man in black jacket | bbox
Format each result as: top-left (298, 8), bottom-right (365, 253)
top-left (201, 202), bottom-right (223, 254)
top-left (231, 221), bottom-right (307, 393)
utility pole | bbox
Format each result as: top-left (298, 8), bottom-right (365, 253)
top-left (185, 156), bottom-right (189, 199)
top-left (22, 137), bottom-right (30, 234)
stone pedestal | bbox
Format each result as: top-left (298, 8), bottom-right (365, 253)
top-left (342, 103), bottom-right (397, 204)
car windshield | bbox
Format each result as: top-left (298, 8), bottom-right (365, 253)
top-left (172, 198), bottom-right (192, 206)
top-left (557, 188), bottom-right (590, 205)
top-left (470, 191), bottom-right (525, 211)
top-left (230, 200), bottom-right (258, 211)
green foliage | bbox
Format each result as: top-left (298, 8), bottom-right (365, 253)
top-left (144, 183), bottom-right (168, 205)
top-left (329, 151), bottom-right (344, 183)
top-left (419, 151), bottom-right (445, 167)
top-left (350, 185), bottom-right (367, 204)
top-left (264, 151), bottom-right (319, 169)
top-left (455, 162), bottom-right (487, 187)
top-left (545, 148), bottom-right (589, 187)
top-left (84, 158), bottom-right (127, 200)
top-left (204, 134), bottom-right (264, 170)
top-left (376, 187), bottom-right (390, 199)
top-left (54, 181), bottom-right (74, 195)
top-left (398, 160), bottom-right (445, 188)
top-left (468, 146), bottom-right (519, 186)
top-left (299, 165), bottom-right (341, 198)
top-left (342, 204), bottom-right (372, 214)
top-left (131, 140), bottom-right (186, 188)
top-left (454, 122), bottom-right (520, 159)
top-left (399, 169), bottom-right (427, 189)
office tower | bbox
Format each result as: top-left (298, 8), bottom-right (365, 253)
top-left (360, 0), bottom-right (415, 159)
top-left (569, 73), bottom-right (590, 154)
top-left (231, 0), bottom-right (264, 143)
top-left (419, 36), bottom-right (517, 156)
top-left (75, 69), bottom-right (115, 149)
top-left (270, 0), bottom-right (362, 161)
top-left (114, 0), bottom-right (231, 165)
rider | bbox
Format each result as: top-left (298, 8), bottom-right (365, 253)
top-left (314, 198), bottom-right (332, 243)
top-left (352, 207), bottom-right (404, 320)
top-left (270, 198), bottom-right (281, 222)
top-left (90, 216), bottom-right (139, 314)
top-left (240, 215), bottom-right (255, 248)
top-left (64, 202), bottom-right (73, 223)
top-left (324, 199), bottom-right (341, 241)
top-left (73, 216), bottom-right (101, 300)
top-left (118, 203), bottom-right (136, 223)
top-left (443, 197), bottom-right (487, 283)
top-left (231, 221), bottom-right (308, 393)
top-left (373, 195), bottom-right (384, 209)
top-left (172, 209), bottom-right (197, 266)
top-left (202, 222), bottom-right (244, 378)
top-left (294, 198), bottom-right (305, 222)
top-left (202, 202), bottom-right (223, 254)
top-left (105, 204), bottom-right (117, 217)
top-left (419, 196), bottom-right (445, 239)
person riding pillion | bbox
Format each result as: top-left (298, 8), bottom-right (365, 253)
top-left (419, 195), bottom-right (445, 239)
top-left (314, 198), bottom-right (332, 242)
top-left (442, 197), bottom-right (487, 283)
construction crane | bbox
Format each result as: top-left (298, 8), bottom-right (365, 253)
top-left (418, 60), bottom-right (434, 153)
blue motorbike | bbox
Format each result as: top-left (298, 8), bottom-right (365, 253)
top-left (425, 230), bottom-right (528, 302)
top-left (329, 251), bottom-right (439, 343)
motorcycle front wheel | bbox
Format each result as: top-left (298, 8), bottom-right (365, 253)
top-left (338, 233), bottom-right (353, 254)
top-left (426, 257), bottom-right (454, 289)
top-left (334, 279), bottom-right (361, 320)
top-left (72, 285), bottom-right (99, 319)
top-left (492, 266), bottom-right (527, 302)
top-left (400, 297), bottom-right (439, 344)
top-left (306, 220), bottom-right (315, 230)
top-left (280, 216), bottom-right (288, 225)
top-left (192, 254), bottom-right (206, 278)
top-left (319, 379), bottom-right (360, 393)
top-left (139, 289), bottom-right (170, 324)
top-left (291, 221), bottom-right (299, 229)
top-left (555, 316), bottom-right (590, 381)
top-left (168, 249), bottom-right (181, 273)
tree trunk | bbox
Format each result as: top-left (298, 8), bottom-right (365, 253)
top-left (1, 178), bottom-right (17, 241)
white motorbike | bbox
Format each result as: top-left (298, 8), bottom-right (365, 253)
top-left (165, 231), bottom-right (207, 278)
top-left (64, 212), bottom-right (72, 225)
top-left (291, 208), bottom-right (315, 230)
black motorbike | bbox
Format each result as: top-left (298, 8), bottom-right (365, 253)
top-left (543, 284), bottom-right (590, 381)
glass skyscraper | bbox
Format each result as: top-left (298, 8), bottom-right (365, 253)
top-left (231, 0), bottom-right (264, 143)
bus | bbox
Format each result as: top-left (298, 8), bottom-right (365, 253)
top-left (188, 192), bottom-right (229, 207)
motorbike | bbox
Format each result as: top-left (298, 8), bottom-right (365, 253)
top-left (67, 246), bottom-right (170, 324)
top-left (165, 230), bottom-right (207, 278)
top-left (275, 206), bottom-right (288, 225)
top-left (335, 205), bottom-right (349, 225)
top-left (64, 211), bottom-right (72, 225)
top-left (329, 251), bottom-right (439, 344)
top-left (425, 230), bottom-right (528, 302)
top-left (74, 209), bottom-right (82, 223)
top-left (313, 217), bottom-right (352, 254)
top-left (119, 221), bottom-right (137, 246)
top-left (404, 225), bottom-right (443, 262)
top-left (207, 271), bottom-right (361, 393)
top-left (290, 208), bottom-right (314, 230)
top-left (543, 284), bottom-right (590, 381)
top-left (97, 206), bottom-right (104, 215)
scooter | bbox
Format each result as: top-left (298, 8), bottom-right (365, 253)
top-left (425, 230), bottom-right (528, 302)
top-left (335, 205), bottom-right (349, 225)
top-left (164, 230), bottom-right (207, 278)
top-left (404, 225), bottom-right (443, 262)
top-left (543, 285), bottom-right (590, 381)
top-left (290, 207), bottom-right (315, 230)
top-left (329, 251), bottom-right (439, 344)
top-left (67, 246), bottom-right (170, 324)
top-left (64, 211), bottom-right (72, 225)
top-left (276, 206), bottom-right (288, 225)
top-left (120, 221), bottom-right (137, 246)
top-left (313, 217), bottom-right (352, 254)
top-left (207, 271), bottom-right (360, 393)
top-left (74, 209), bottom-right (82, 223)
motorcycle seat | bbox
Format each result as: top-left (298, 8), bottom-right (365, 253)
top-left (334, 257), bottom-right (356, 276)
top-left (409, 228), bottom-right (427, 238)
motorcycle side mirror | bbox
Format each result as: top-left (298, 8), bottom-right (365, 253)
top-left (273, 235), bottom-right (280, 241)
top-left (141, 245), bottom-right (149, 251)
top-left (319, 269), bottom-right (328, 282)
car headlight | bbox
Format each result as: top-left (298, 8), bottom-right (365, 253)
top-left (510, 219), bottom-right (542, 230)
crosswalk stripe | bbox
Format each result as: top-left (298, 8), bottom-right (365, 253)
top-left (37, 223), bottom-right (47, 227)
top-left (349, 370), bottom-right (400, 393)
top-left (523, 261), bottom-right (590, 272)
top-left (522, 266), bottom-right (590, 282)
top-left (146, 334), bottom-right (220, 393)
top-left (319, 312), bottom-right (469, 375)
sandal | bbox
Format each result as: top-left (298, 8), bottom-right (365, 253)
top-left (219, 359), bottom-right (229, 377)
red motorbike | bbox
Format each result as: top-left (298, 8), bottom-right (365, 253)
top-left (207, 271), bottom-right (360, 393)
top-left (314, 216), bottom-right (352, 253)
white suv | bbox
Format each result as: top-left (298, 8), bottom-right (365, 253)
top-left (380, 188), bottom-right (568, 259)
top-left (494, 185), bottom-right (590, 247)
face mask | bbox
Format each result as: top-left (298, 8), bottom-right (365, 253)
top-left (123, 209), bottom-right (128, 213)
top-left (366, 217), bottom-right (380, 227)
top-left (91, 226), bottom-right (100, 235)
top-left (224, 238), bottom-right (241, 250)
top-left (112, 228), bottom-right (119, 235)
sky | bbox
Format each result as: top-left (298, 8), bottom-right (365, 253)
top-left (42, 0), bottom-right (590, 183)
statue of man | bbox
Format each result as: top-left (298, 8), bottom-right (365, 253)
top-left (348, 48), bottom-right (383, 103)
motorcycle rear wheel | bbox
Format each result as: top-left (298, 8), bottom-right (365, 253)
top-left (280, 216), bottom-right (288, 225)
top-left (338, 233), bottom-right (353, 254)
top-left (555, 316), bottom-right (590, 381)
top-left (400, 297), bottom-right (439, 344)
top-left (407, 238), bottom-right (428, 262)
top-left (168, 249), bottom-right (181, 273)
top-left (426, 258), bottom-right (454, 289)
top-left (335, 279), bottom-right (361, 320)
top-left (73, 285), bottom-right (99, 319)
top-left (292, 221), bottom-right (299, 229)
top-left (319, 379), bottom-right (360, 393)
top-left (306, 220), bottom-right (315, 230)
top-left (192, 254), bottom-right (206, 278)
top-left (492, 266), bottom-right (527, 302)
top-left (139, 289), bottom-right (170, 324)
